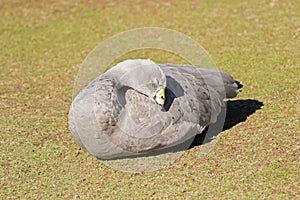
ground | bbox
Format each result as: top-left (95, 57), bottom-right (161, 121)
top-left (0, 0), bottom-right (299, 199)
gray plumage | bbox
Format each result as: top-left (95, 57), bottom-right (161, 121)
top-left (68, 59), bottom-right (242, 159)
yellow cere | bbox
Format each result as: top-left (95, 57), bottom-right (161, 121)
top-left (155, 88), bottom-right (166, 105)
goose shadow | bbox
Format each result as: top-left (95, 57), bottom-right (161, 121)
top-left (190, 99), bottom-right (264, 148)
top-left (101, 99), bottom-right (263, 160)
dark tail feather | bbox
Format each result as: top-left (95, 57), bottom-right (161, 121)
top-left (220, 72), bottom-right (243, 98)
top-left (235, 80), bottom-right (243, 89)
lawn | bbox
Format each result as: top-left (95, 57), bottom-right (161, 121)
top-left (1, 0), bottom-right (299, 199)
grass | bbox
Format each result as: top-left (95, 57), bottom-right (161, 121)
top-left (1, 0), bottom-right (299, 199)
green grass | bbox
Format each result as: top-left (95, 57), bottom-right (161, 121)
top-left (1, 0), bottom-right (299, 199)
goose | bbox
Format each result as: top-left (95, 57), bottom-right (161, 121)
top-left (68, 59), bottom-right (242, 160)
